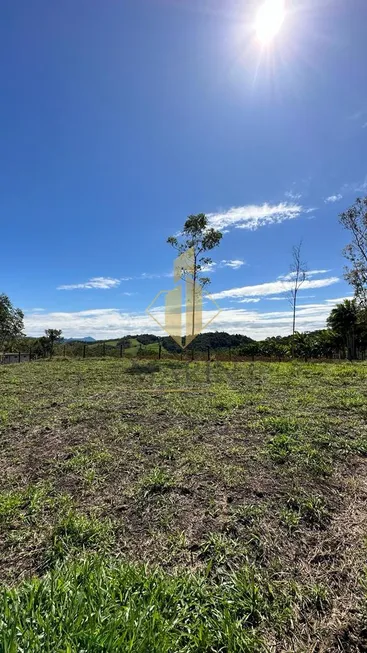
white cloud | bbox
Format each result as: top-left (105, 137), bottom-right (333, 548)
top-left (57, 271), bottom-right (176, 289)
top-left (356, 176), bottom-right (367, 192)
top-left (140, 272), bottom-right (173, 280)
top-left (236, 298), bottom-right (261, 304)
top-left (202, 297), bottom-right (350, 339)
top-left (201, 262), bottom-right (217, 273)
top-left (210, 276), bottom-right (340, 301)
top-left (342, 175), bottom-right (367, 194)
top-left (58, 277), bottom-right (121, 290)
top-left (220, 259), bottom-right (245, 270)
top-left (307, 269), bottom-right (331, 277)
top-left (25, 309), bottom-right (160, 340)
top-left (278, 269), bottom-right (331, 281)
top-left (24, 295), bottom-right (351, 341)
top-left (267, 294), bottom-right (315, 301)
top-left (207, 202), bottom-right (306, 231)
top-left (324, 194), bottom-right (342, 203)
top-left (324, 296), bottom-right (353, 304)
top-left (201, 259), bottom-right (245, 272)
top-left (285, 190), bottom-right (302, 200)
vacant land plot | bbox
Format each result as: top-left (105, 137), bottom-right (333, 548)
top-left (0, 359), bottom-right (367, 651)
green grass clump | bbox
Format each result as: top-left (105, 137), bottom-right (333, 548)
top-left (0, 555), bottom-right (322, 652)
top-left (140, 468), bottom-right (175, 496)
top-left (47, 510), bottom-right (114, 565)
top-left (281, 493), bottom-right (330, 532)
top-left (0, 485), bottom-right (51, 526)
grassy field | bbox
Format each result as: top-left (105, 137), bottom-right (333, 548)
top-left (0, 359), bottom-right (367, 651)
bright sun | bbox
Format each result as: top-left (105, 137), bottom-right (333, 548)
top-left (255, 0), bottom-right (286, 44)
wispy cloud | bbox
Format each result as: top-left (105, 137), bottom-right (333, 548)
top-left (237, 298), bottom-right (261, 304)
top-left (57, 271), bottom-right (175, 290)
top-left (202, 259), bottom-right (246, 272)
top-left (356, 177), bottom-right (367, 192)
top-left (140, 271), bottom-right (173, 280)
top-left (278, 269), bottom-right (331, 281)
top-left (308, 270), bottom-right (331, 277)
top-left (211, 276), bottom-right (339, 301)
top-left (349, 109), bottom-right (366, 121)
top-left (57, 277), bottom-right (121, 290)
top-left (348, 109), bottom-right (367, 128)
top-left (220, 259), bottom-right (245, 270)
top-left (207, 202), bottom-right (306, 231)
top-left (341, 175), bottom-right (367, 194)
top-left (201, 262), bottom-right (217, 273)
top-left (324, 194), bottom-right (342, 204)
top-left (324, 296), bottom-right (354, 304)
top-left (285, 190), bottom-right (302, 200)
top-left (267, 294), bottom-right (315, 301)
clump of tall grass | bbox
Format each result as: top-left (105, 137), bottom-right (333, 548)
top-left (0, 554), bottom-right (321, 652)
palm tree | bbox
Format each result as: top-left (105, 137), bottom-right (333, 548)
top-left (292, 332), bottom-right (313, 361)
top-left (327, 299), bottom-right (359, 360)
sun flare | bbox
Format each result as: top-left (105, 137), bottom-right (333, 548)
top-left (255, 0), bottom-right (286, 44)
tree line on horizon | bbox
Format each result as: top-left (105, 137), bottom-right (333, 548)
top-left (1, 197), bottom-right (367, 361)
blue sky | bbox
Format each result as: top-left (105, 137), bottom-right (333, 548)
top-left (1, 0), bottom-right (367, 340)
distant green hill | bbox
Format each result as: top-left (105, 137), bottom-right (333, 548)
top-left (14, 332), bottom-right (255, 357)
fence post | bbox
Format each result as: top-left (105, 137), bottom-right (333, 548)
top-left (191, 348), bottom-right (194, 361)
top-left (120, 344), bottom-right (123, 358)
top-left (18, 351), bottom-right (21, 363)
top-left (29, 346), bottom-right (32, 362)
top-left (229, 347), bottom-right (232, 361)
top-left (207, 346), bottom-right (210, 361)
top-left (158, 344), bottom-right (162, 360)
top-left (102, 342), bottom-right (106, 357)
top-left (83, 344), bottom-right (86, 359)
top-left (63, 344), bottom-right (66, 358)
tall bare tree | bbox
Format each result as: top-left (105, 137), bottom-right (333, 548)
top-left (286, 241), bottom-right (308, 358)
top-left (339, 197), bottom-right (367, 306)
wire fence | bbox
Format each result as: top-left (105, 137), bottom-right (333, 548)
top-left (49, 342), bottom-right (294, 362)
top-left (53, 342), bottom-right (245, 362)
top-left (1, 341), bottom-right (348, 365)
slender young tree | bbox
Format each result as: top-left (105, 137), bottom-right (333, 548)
top-left (167, 214), bottom-right (222, 339)
top-left (339, 196), bottom-right (367, 306)
top-left (44, 329), bottom-right (62, 359)
top-left (286, 241), bottom-right (308, 358)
